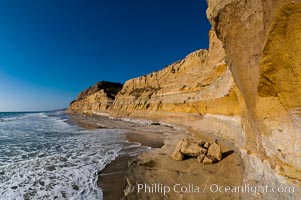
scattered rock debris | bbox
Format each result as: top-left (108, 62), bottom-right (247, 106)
top-left (171, 138), bottom-right (223, 164)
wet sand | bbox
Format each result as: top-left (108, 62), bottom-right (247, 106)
top-left (98, 155), bottom-right (131, 200)
top-left (126, 131), bottom-right (164, 148)
top-left (98, 131), bottom-right (165, 200)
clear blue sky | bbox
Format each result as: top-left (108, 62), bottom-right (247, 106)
top-left (0, 0), bottom-right (210, 112)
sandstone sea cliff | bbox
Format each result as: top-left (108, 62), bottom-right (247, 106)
top-left (68, 1), bottom-right (301, 199)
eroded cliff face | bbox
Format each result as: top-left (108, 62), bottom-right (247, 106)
top-left (68, 81), bottom-right (123, 114)
top-left (207, 0), bottom-right (301, 198)
top-left (113, 31), bottom-right (241, 116)
top-left (109, 30), bottom-right (246, 146)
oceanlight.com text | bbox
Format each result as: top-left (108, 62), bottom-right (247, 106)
top-left (134, 183), bottom-right (295, 196)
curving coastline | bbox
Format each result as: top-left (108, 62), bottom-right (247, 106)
top-left (68, 1), bottom-right (301, 199)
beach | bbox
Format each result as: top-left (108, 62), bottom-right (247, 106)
top-left (98, 130), bottom-right (165, 200)
top-left (68, 113), bottom-right (169, 199)
top-left (69, 113), bottom-right (244, 199)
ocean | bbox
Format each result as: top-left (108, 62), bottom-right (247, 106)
top-left (0, 111), bottom-right (144, 199)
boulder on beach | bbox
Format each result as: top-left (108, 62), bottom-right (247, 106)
top-left (171, 151), bottom-right (184, 161)
top-left (208, 142), bottom-right (222, 161)
top-left (180, 140), bottom-right (207, 157)
top-left (171, 138), bottom-right (223, 165)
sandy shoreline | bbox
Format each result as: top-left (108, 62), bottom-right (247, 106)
top-left (97, 155), bottom-right (131, 200)
top-left (68, 113), bottom-right (244, 200)
top-left (98, 131), bottom-right (165, 200)
top-left (68, 113), bottom-right (168, 199)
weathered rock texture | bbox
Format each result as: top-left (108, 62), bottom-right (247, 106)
top-left (171, 138), bottom-right (222, 164)
top-left (112, 31), bottom-right (241, 117)
top-left (207, 0), bottom-right (301, 199)
top-left (68, 1), bottom-right (301, 198)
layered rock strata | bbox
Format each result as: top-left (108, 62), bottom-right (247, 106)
top-left (112, 31), bottom-right (241, 117)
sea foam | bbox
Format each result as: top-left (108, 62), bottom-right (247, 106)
top-left (0, 112), bottom-right (124, 199)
